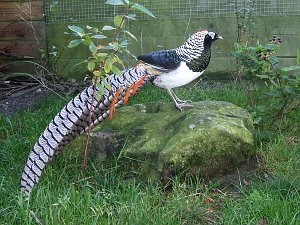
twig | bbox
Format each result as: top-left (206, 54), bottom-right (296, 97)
top-left (1, 61), bottom-right (56, 84)
top-left (3, 83), bottom-right (39, 97)
top-left (15, 1), bottom-right (41, 49)
top-left (80, 7), bottom-right (132, 176)
top-left (1, 72), bottom-right (66, 101)
top-left (183, 0), bottom-right (192, 40)
top-left (81, 77), bottom-right (98, 177)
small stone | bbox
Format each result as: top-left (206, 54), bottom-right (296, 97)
top-left (189, 124), bottom-right (196, 130)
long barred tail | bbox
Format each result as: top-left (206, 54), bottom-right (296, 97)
top-left (20, 65), bottom-right (156, 195)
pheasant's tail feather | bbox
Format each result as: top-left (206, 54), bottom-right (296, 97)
top-left (20, 65), bottom-right (157, 195)
top-left (20, 85), bottom-right (94, 194)
top-left (109, 88), bottom-right (122, 121)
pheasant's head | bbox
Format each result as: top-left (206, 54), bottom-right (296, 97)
top-left (175, 29), bottom-right (223, 72)
top-left (176, 29), bottom-right (222, 63)
top-left (193, 29), bottom-right (223, 44)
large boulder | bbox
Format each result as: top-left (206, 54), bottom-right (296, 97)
top-left (91, 101), bottom-right (255, 181)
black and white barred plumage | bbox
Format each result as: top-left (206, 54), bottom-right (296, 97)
top-left (20, 30), bottom-right (222, 195)
top-left (138, 29), bottom-right (222, 109)
top-left (20, 66), bottom-right (156, 195)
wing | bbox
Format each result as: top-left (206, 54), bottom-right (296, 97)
top-left (137, 50), bottom-right (181, 71)
top-left (20, 66), bottom-right (152, 195)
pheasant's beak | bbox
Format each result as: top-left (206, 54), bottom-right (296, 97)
top-left (217, 35), bottom-right (223, 40)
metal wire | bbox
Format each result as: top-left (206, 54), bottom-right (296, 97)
top-left (45, 0), bottom-right (300, 24)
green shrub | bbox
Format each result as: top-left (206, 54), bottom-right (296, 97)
top-left (232, 37), bottom-right (300, 125)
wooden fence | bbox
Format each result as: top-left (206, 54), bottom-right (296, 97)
top-left (0, 0), bottom-right (46, 73)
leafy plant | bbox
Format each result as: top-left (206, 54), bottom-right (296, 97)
top-left (232, 37), bottom-right (300, 125)
top-left (67, 0), bottom-right (155, 175)
top-left (67, 0), bottom-right (155, 95)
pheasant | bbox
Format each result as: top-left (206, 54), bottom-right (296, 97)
top-left (138, 30), bottom-right (222, 110)
top-left (20, 29), bottom-right (222, 195)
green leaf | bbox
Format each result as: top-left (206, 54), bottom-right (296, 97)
top-left (114, 15), bottom-right (124, 28)
top-left (256, 74), bottom-right (269, 79)
top-left (111, 65), bottom-right (122, 76)
top-left (91, 34), bottom-right (107, 39)
top-left (88, 62), bottom-right (95, 72)
top-left (104, 63), bottom-right (111, 74)
top-left (68, 39), bottom-right (82, 48)
top-left (123, 0), bottom-right (129, 4)
top-left (233, 42), bottom-right (242, 51)
top-left (120, 40), bottom-right (129, 47)
top-left (101, 79), bottom-right (112, 91)
top-left (96, 53), bottom-right (108, 59)
top-left (96, 84), bottom-right (105, 100)
top-left (102, 45), bottom-right (115, 50)
top-left (93, 70), bottom-right (101, 77)
top-left (105, 0), bottom-right (125, 6)
top-left (269, 55), bottom-right (279, 66)
top-left (104, 55), bottom-right (113, 73)
top-left (89, 42), bottom-right (97, 54)
top-left (297, 49), bottom-right (300, 64)
top-left (68, 25), bottom-right (84, 37)
top-left (115, 56), bottom-right (125, 68)
top-left (270, 79), bottom-right (279, 87)
top-left (124, 49), bottom-right (137, 60)
top-left (231, 51), bottom-right (243, 60)
top-left (131, 3), bottom-right (156, 18)
top-left (82, 36), bottom-right (92, 46)
top-left (281, 66), bottom-right (300, 72)
top-left (126, 14), bottom-right (137, 20)
top-left (102, 25), bottom-right (116, 31)
top-left (123, 30), bottom-right (138, 42)
top-left (108, 42), bottom-right (119, 51)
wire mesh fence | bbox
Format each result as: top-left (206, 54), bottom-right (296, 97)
top-left (45, 0), bottom-right (300, 24)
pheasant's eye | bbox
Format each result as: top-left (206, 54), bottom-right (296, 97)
top-left (208, 32), bottom-right (216, 39)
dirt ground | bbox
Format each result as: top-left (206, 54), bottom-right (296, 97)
top-left (0, 86), bottom-right (47, 117)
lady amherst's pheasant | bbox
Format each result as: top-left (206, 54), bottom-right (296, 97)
top-left (20, 29), bottom-right (222, 195)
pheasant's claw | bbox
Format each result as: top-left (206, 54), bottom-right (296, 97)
top-left (175, 103), bottom-right (194, 111)
top-left (167, 89), bottom-right (194, 111)
top-left (177, 99), bottom-right (193, 104)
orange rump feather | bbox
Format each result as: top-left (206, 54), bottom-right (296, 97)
top-left (132, 76), bottom-right (147, 96)
top-left (123, 83), bottom-right (134, 105)
top-left (109, 88), bottom-right (121, 121)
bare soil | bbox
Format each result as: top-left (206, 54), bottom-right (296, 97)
top-left (0, 84), bottom-right (47, 117)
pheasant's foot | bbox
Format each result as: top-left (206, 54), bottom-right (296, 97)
top-left (167, 89), bottom-right (194, 111)
top-left (175, 103), bottom-right (194, 111)
top-left (176, 99), bottom-right (193, 104)
top-left (169, 89), bottom-right (192, 104)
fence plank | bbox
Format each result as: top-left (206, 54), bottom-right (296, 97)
top-left (0, 21), bottom-right (45, 41)
top-left (0, 40), bottom-right (46, 59)
top-left (0, 1), bottom-right (44, 22)
top-left (0, 59), bottom-right (45, 74)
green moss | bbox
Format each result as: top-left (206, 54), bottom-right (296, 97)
top-left (91, 101), bottom-right (255, 180)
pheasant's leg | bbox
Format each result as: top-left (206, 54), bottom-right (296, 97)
top-left (167, 89), bottom-right (193, 111)
top-left (169, 89), bottom-right (192, 104)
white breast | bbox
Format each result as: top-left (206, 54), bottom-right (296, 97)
top-left (153, 62), bottom-right (204, 89)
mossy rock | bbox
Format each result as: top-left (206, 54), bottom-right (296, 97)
top-left (91, 101), bottom-right (255, 181)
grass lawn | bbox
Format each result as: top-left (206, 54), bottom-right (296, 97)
top-left (0, 82), bottom-right (299, 224)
